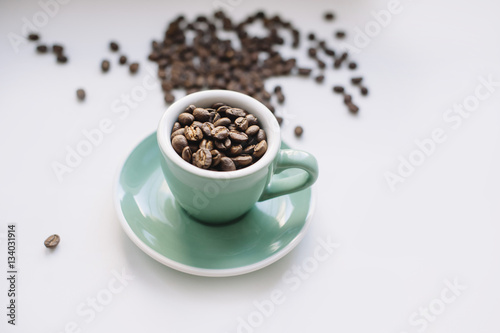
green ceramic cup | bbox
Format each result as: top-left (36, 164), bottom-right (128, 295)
top-left (157, 90), bottom-right (318, 224)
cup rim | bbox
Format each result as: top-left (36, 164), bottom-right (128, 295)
top-left (157, 90), bottom-right (280, 180)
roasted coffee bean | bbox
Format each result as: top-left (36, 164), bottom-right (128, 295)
top-left (172, 122), bottom-right (182, 132)
top-left (110, 41), bottom-right (119, 51)
top-left (315, 75), bottom-right (325, 83)
top-left (219, 157), bottom-right (236, 171)
top-left (348, 62), bottom-right (357, 70)
top-left (298, 68), bottom-right (312, 76)
top-left (246, 114), bottom-right (258, 126)
top-left (129, 62), bottom-right (139, 73)
top-left (229, 130), bottom-right (248, 143)
top-left (36, 45), bottom-right (48, 53)
top-left (184, 125), bottom-right (204, 141)
top-left (308, 33), bottom-right (316, 41)
top-left (164, 92), bottom-right (175, 104)
top-left (360, 86), bottom-right (369, 96)
top-left (343, 94), bottom-right (352, 104)
top-left (235, 117), bottom-right (249, 131)
top-left (193, 148), bottom-right (212, 169)
top-left (101, 60), bottom-right (110, 72)
top-left (242, 145), bottom-right (255, 155)
top-left (181, 146), bottom-right (192, 162)
top-left (76, 89), bottom-right (86, 101)
top-left (232, 155), bottom-right (253, 168)
top-left (212, 112), bottom-right (221, 123)
top-left (44, 234), bottom-right (60, 248)
top-left (56, 55), bottom-right (68, 63)
top-left (217, 105), bottom-right (230, 113)
top-left (212, 126), bottom-right (229, 140)
top-left (178, 112), bottom-right (195, 126)
top-left (53, 44), bottom-right (64, 54)
top-left (119, 55), bottom-right (127, 64)
top-left (214, 117), bottom-right (231, 127)
top-left (274, 85), bottom-right (282, 93)
top-left (210, 150), bottom-right (222, 167)
top-left (294, 126), bottom-right (303, 137)
top-left (228, 144), bottom-right (243, 156)
top-left (324, 12), bottom-right (334, 20)
top-left (200, 139), bottom-right (214, 151)
top-left (333, 85), bottom-right (344, 93)
top-left (201, 122), bottom-right (215, 137)
top-left (192, 121), bottom-right (203, 129)
top-left (308, 48), bottom-right (317, 57)
top-left (226, 108), bottom-right (246, 118)
top-left (351, 77), bottom-right (363, 84)
top-left (228, 124), bottom-right (237, 131)
top-left (193, 107), bottom-right (210, 122)
top-left (253, 140), bottom-right (268, 158)
top-left (171, 128), bottom-right (185, 139)
top-left (189, 142), bottom-right (199, 153)
top-left (317, 60), bottom-right (326, 69)
top-left (185, 104), bottom-right (196, 113)
top-left (172, 135), bottom-right (188, 153)
top-left (28, 33), bottom-right (40, 41)
top-left (245, 125), bottom-right (260, 136)
top-left (335, 31), bottom-right (346, 39)
top-left (347, 102), bottom-right (359, 113)
top-left (211, 102), bottom-right (225, 109)
top-left (214, 138), bottom-right (231, 151)
top-left (276, 91), bottom-right (285, 103)
top-left (257, 129), bottom-right (267, 142)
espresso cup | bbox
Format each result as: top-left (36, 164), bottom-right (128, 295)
top-left (157, 90), bottom-right (318, 224)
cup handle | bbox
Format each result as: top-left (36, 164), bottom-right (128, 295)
top-left (258, 149), bottom-right (319, 201)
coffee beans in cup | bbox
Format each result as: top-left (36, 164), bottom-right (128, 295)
top-left (170, 103), bottom-right (268, 171)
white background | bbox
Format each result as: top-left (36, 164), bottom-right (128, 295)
top-left (1, 0), bottom-right (500, 332)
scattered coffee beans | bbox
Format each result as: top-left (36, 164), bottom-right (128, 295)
top-left (44, 234), bottom-right (60, 248)
top-left (171, 103), bottom-right (267, 171)
top-left (76, 89), bottom-right (86, 101)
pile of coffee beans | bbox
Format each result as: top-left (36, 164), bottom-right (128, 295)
top-left (170, 102), bottom-right (267, 171)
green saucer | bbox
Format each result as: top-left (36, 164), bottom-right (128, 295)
top-left (114, 132), bottom-right (315, 277)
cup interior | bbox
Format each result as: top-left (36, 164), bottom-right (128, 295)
top-left (157, 90), bottom-right (281, 179)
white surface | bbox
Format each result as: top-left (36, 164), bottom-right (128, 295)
top-left (1, 0), bottom-right (500, 332)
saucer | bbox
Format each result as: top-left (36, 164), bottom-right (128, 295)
top-left (114, 132), bottom-right (315, 277)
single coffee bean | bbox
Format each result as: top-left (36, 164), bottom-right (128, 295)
top-left (343, 94), bottom-right (352, 104)
top-left (184, 125), bottom-right (204, 141)
top-left (245, 125), bottom-right (259, 136)
top-left (324, 12), bottom-right (334, 20)
top-left (56, 55), bottom-right (68, 63)
top-left (192, 148), bottom-right (212, 169)
top-left (246, 114), bottom-right (258, 126)
top-left (210, 150), bottom-right (222, 167)
top-left (235, 117), bottom-right (249, 131)
top-left (172, 135), bottom-right (188, 154)
top-left (110, 41), bottom-right (119, 51)
top-left (164, 92), bottom-right (175, 104)
top-left (229, 130), bottom-right (248, 143)
top-left (348, 62), bottom-right (357, 70)
top-left (228, 144), bottom-right (243, 156)
top-left (212, 112), bottom-right (221, 123)
top-left (185, 104), bottom-right (196, 113)
top-left (308, 33), bottom-right (316, 41)
top-left (315, 75), bottom-right (325, 83)
top-left (193, 107), bottom-right (210, 122)
top-left (274, 85), bottom-right (282, 93)
top-left (214, 117), bottom-right (231, 127)
top-left (360, 86), bottom-right (369, 96)
top-left (253, 140), bottom-right (268, 158)
top-left (226, 108), bottom-right (246, 118)
top-left (217, 105), bottom-right (230, 113)
top-left (219, 157), bottom-right (236, 171)
top-left (232, 155), bottom-right (253, 168)
top-left (178, 112), bottom-right (195, 126)
top-left (317, 60), bottom-right (326, 69)
top-left (298, 68), bottom-right (312, 76)
top-left (211, 102), bottom-right (225, 109)
top-left (101, 60), bottom-right (110, 72)
top-left (192, 121), bottom-right (203, 129)
top-left (200, 139), bottom-right (214, 151)
top-left (189, 143), bottom-right (199, 153)
top-left (36, 45), bottom-right (48, 53)
top-left (52, 44), bottom-right (64, 54)
top-left (335, 31), bottom-right (346, 39)
top-left (212, 126), bottom-right (229, 140)
top-left (333, 85), bottom-right (344, 93)
top-left (172, 122), bottom-right (181, 132)
top-left (201, 122), bottom-right (215, 137)
top-left (28, 33), bottom-right (40, 41)
top-left (129, 62), bottom-right (139, 74)
top-left (76, 89), bottom-right (86, 101)
top-left (243, 145), bottom-right (255, 155)
top-left (171, 128), bottom-right (185, 139)
top-left (257, 129), bottom-right (266, 142)
top-left (44, 234), bottom-right (60, 248)
top-left (227, 124), bottom-right (237, 131)
top-left (119, 55), bottom-right (127, 64)
top-left (351, 77), bottom-right (363, 84)
top-left (308, 48), bottom-right (317, 58)
top-left (347, 102), bottom-right (359, 113)
top-left (294, 126), bottom-right (303, 137)
top-left (181, 146), bottom-right (192, 163)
